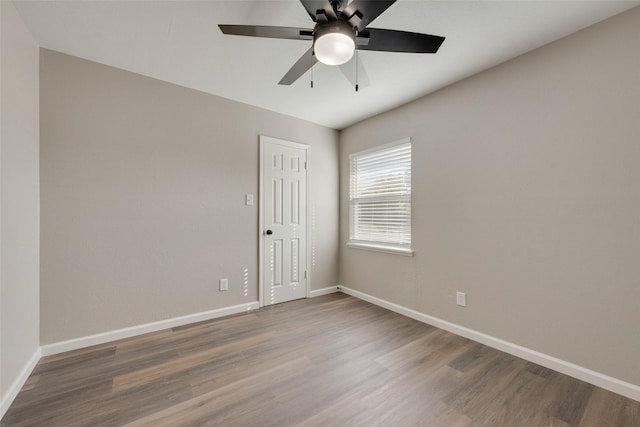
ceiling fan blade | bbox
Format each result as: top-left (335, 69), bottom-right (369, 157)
top-left (339, 55), bottom-right (370, 90)
top-left (358, 28), bottom-right (445, 53)
top-left (219, 25), bottom-right (313, 40)
top-left (279, 46), bottom-right (318, 85)
top-left (341, 0), bottom-right (397, 31)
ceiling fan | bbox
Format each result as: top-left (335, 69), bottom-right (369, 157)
top-left (219, 0), bottom-right (445, 87)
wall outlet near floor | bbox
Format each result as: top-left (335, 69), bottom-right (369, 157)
top-left (219, 278), bottom-right (229, 291)
top-left (456, 291), bottom-right (467, 307)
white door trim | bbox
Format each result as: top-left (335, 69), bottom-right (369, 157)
top-left (258, 135), bottom-right (310, 307)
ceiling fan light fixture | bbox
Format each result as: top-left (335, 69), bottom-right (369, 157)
top-left (313, 22), bottom-right (356, 66)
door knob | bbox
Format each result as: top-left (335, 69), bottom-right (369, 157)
top-left (265, 229), bottom-right (273, 235)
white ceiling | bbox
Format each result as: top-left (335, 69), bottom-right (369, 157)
top-left (14, 0), bottom-right (640, 129)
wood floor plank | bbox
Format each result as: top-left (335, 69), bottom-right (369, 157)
top-left (554, 379), bottom-right (594, 426)
top-left (579, 387), bottom-right (640, 427)
top-left (477, 370), bottom-right (551, 426)
top-left (123, 357), bottom-right (312, 426)
top-left (2, 293), bottom-right (638, 426)
top-left (112, 330), bottom-right (278, 391)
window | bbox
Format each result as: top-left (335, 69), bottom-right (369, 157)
top-left (348, 138), bottom-right (412, 256)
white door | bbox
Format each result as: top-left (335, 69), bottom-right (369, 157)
top-left (260, 136), bottom-right (308, 306)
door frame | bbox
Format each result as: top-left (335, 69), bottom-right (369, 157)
top-left (258, 135), bottom-right (311, 307)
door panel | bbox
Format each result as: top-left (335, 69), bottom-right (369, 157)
top-left (272, 178), bottom-right (283, 224)
top-left (261, 137), bottom-right (308, 306)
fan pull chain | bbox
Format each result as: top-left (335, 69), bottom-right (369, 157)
top-left (311, 55), bottom-right (314, 88)
top-left (355, 48), bottom-right (359, 92)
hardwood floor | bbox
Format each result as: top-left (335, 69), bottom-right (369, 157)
top-left (2, 293), bottom-right (639, 426)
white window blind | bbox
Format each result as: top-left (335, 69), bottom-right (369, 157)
top-left (349, 139), bottom-right (412, 253)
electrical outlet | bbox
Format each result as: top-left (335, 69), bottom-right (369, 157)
top-left (219, 278), bottom-right (229, 291)
top-left (456, 291), bottom-right (467, 307)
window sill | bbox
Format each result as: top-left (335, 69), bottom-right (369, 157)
top-left (347, 242), bottom-right (414, 257)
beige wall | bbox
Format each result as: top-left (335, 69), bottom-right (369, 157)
top-left (340, 7), bottom-right (640, 386)
top-left (0, 0), bottom-right (40, 400)
top-left (40, 50), bottom-right (338, 344)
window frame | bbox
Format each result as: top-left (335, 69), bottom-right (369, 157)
top-left (348, 137), bottom-right (413, 256)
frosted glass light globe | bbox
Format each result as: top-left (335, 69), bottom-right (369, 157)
top-left (314, 25), bottom-right (356, 66)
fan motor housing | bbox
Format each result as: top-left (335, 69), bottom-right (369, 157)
top-left (313, 21), bottom-right (356, 45)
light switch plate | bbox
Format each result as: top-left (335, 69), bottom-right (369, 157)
top-left (245, 194), bottom-right (254, 206)
top-left (456, 291), bottom-right (467, 307)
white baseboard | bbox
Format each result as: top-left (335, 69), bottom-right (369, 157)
top-left (41, 301), bottom-right (260, 357)
top-left (338, 285), bottom-right (640, 402)
top-left (309, 286), bottom-right (339, 297)
top-left (1, 346), bottom-right (41, 420)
